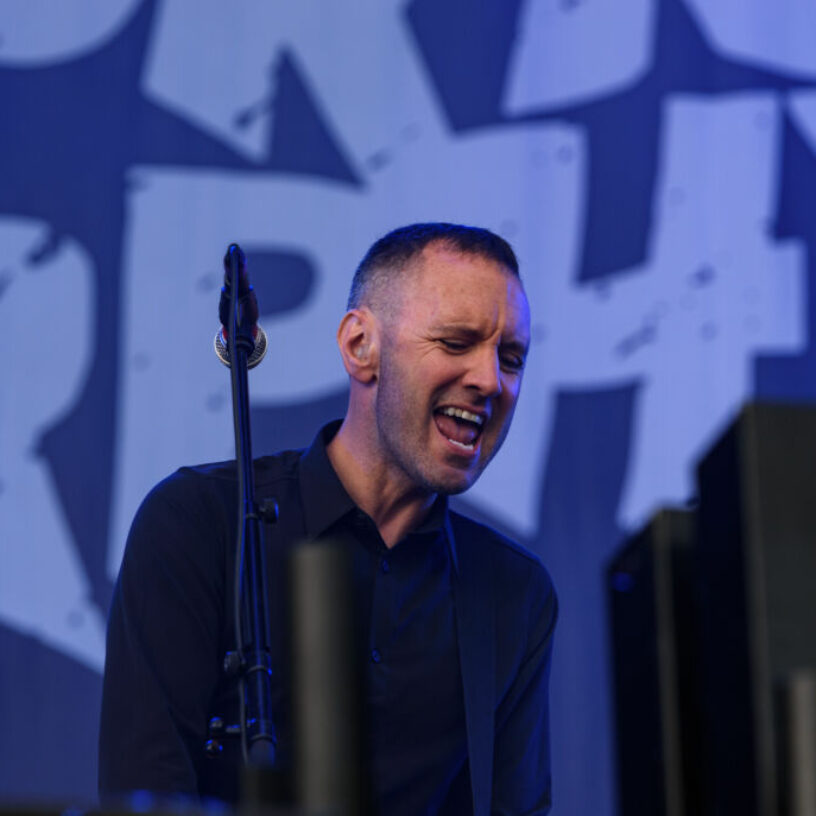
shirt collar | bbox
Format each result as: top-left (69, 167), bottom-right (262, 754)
top-left (297, 421), bottom-right (459, 573)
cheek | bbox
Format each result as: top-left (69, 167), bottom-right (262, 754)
top-left (500, 375), bottom-right (523, 404)
top-left (491, 387), bottom-right (522, 429)
top-left (424, 357), bottom-right (465, 388)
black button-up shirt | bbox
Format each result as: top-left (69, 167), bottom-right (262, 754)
top-left (101, 422), bottom-right (471, 814)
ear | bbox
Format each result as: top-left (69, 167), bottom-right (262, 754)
top-left (336, 308), bottom-right (379, 384)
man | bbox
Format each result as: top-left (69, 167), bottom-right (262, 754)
top-left (100, 223), bottom-right (557, 815)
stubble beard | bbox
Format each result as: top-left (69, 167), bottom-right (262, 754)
top-left (374, 351), bottom-right (498, 497)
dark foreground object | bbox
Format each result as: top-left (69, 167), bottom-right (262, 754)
top-left (608, 402), bottom-right (816, 816)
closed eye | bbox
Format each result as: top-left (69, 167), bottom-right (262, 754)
top-left (500, 354), bottom-right (525, 373)
top-left (439, 337), bottom-right (526, 371)
top-left (439, 338), bottom-right (469, 351)
top-left (500, 343), bottom-right (527, 373)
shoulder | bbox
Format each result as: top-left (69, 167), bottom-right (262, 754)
top-left (174, 447), bottom-right (304, 491)
top-left (142, 448), bottom-right (304, 513)
top-left (124, 448), bottom-right (305, 566)
top-left (449, 510), bottom-right (554, 596)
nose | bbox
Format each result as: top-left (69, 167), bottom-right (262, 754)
top-left (463, 346), bottom-right (502, 398)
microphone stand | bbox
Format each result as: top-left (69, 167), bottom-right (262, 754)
top-left (216, 244), bottom-right (366, 815)
top-left (223, 244), bottom-right (277, 767)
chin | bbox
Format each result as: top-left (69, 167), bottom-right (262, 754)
top-left (428, 468), bottom-right (481, 496)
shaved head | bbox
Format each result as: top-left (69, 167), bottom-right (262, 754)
top-left (347, 222), bottom-right (520, 318)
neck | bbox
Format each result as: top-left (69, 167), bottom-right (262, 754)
top-left (327, 417), bottom-right (437, 548)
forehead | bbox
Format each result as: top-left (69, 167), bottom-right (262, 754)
top-left (398, 244), bottom-right (530, 335)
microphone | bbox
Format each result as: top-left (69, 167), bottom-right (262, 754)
top-left (214, 243), bottom-right (268, 369)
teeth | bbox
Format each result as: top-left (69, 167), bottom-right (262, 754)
top-left (440, 406), bottom-right (484, 426)
top-left (447, 438), bottom-right (475, 451)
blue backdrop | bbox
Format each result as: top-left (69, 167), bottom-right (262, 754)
top-left (2, 2), bottom-right (815, 813)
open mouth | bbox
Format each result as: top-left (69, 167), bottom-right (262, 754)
top-left (433, 406), bottom-right (485, 453)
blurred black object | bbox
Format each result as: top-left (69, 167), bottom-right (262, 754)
top-left (607, 509), bottom-right (702, 816)
top-left (608, 402), bottom-right (816, 816)
top-left (290, 541), bottom-right (367, 816)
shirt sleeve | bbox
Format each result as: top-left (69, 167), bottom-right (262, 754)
top-left (98, 473), bottom-right (229, 803)
top-left (491, 564), bottom-right (558, 816)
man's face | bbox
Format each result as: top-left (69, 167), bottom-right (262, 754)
top-left (373, 243), bottom-right (530, 495)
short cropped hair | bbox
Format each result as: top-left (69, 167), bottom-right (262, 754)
top-left (347, 222), bottom-right (520, 311)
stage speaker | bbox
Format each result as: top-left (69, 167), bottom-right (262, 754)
top-left (607, 508), bottom-right (702, 816)
top-left (695, 401), bottom-right (816, 816)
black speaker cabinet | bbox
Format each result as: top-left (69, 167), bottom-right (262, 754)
top-left (696, 402), bottom-right (816, 816)
top-left (607, 509), bottom-right (701, 816)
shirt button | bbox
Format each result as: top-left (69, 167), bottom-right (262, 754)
top-left (370, 648), bottom-right (382, 664)
top-left (381, 558), bottom-right (390, 574)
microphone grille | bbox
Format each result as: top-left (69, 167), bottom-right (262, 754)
top-left (214, 325), bottom-right (268, 370)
